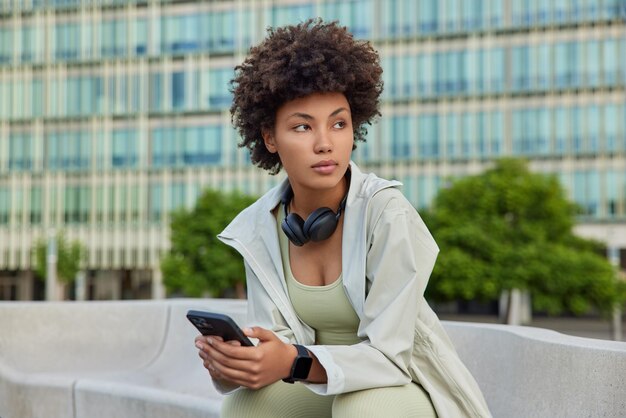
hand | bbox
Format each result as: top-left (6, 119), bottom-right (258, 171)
top-left (195, 334), bottom-right (239, 383)
top-left (195, 327), bottom-right (297, 390)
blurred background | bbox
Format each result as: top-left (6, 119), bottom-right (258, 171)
top-left (0, 0), bottom-right (624, 339)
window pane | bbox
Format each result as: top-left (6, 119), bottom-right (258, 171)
top-left (172, 71), bottom-right (185, 110)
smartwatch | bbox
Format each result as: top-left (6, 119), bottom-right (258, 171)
top-left (283, 344), bottom-right (313, 383)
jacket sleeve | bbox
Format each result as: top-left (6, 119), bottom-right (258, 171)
top-left (304, 190), bottom-right (439, 395)
top-left (212, 260), bottom-right (301, 395)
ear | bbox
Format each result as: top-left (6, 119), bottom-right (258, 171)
top-left (262, 129), bottom-right (277, 153)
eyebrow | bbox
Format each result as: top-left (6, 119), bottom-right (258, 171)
top-left (287, 107), bottom-right (349, 120)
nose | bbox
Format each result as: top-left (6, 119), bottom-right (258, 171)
top-left (313, 131), bottom-right (332, 154)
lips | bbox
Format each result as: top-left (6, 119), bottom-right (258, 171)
top-left (311, 160), bottom-right (337, 168)
top-left (311, 160), bottom-right (338, 174)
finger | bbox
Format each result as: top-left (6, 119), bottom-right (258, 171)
top-left (244, 326), bottom-right (278, 343)
top-left (202, 344), bottom-right (266, 383)
top-left (196, 336), bottom-right (230, 353)
top-left (205, 359), bottom-right (219, 375)
top-left (203, 341), bottom-right (257, 371)
top-left (195, 338), bottom-right (206, 350)
top-left (195, 335), bottom-right (223, 351)
top-left (206, 337), bottom-right (256, 361)
top-left (195, 341), bottom-right (234, 382)
top-left (196, 340), bottom-right (219, 362)
top-left (204, 360), bottom-right (224, 381)
top-left (209, 359), bottom-right (258, 387)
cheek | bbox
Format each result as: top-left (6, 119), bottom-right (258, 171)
top-left (342, 134), bottom-right (355, 151)
top-left (274, 144), bottom-right (301, 168)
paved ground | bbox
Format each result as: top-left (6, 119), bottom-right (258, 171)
top-left (439, 314), bottom-right (626, 342)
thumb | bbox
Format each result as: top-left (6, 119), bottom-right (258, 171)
top-left (244, 326), bottom-right (278, 342)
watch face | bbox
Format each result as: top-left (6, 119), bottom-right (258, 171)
top-left (292, 356), bottom-right (313, 380)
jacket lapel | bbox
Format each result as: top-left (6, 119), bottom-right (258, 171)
top-left (218, 182), bottom-right (293, 314)
top-left (341, 163), bottom-right (402, 318)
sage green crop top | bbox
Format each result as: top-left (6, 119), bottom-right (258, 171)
top-left (276, 206), bottom-right (361, 346)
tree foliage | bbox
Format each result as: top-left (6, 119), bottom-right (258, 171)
top-left (33, 232), bottom-right (86, 284)
top-left (161, 189), bottom-right (256, 297)
top-left (422, 158), bottom-right (625, 316)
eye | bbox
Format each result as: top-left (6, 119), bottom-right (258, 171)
top-left (333, 121), bottom-right (346, 129)
top-left (293, 124), bottom-right (310, 132)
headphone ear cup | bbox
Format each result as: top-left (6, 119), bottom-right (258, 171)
top-left (303, 207), bottom-right (337, 242)
top-left (282, 213), bottom-right (308, 246)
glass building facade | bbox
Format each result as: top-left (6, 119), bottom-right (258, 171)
top-left (0, 0), bottom-right (625, 299)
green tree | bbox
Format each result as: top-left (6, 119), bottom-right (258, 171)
top-left (422, 158), bottom-right (625, 318)
top-left (161, 189), bottom-right (256, 298)
top-left (34, 232), bottom-right (86, 285)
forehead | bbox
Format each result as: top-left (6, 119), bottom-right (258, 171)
top-left (276, 92), bottom-right (350, 118)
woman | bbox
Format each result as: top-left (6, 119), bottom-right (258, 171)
top-left (194, 19), bottom-right (491, 417)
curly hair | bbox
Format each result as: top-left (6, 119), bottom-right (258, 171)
top-left (230, 19), bottom-right (384, 174)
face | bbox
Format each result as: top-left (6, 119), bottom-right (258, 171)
top-left (263, 92), bottom-right (354, 194)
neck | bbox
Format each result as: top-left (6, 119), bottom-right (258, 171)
top-left (290, 176), bottom-right (349, 218)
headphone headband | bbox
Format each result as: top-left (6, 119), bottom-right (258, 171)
top-left (282, 186), bottom-right (348, 219)
top-left (280, 170), bottom-right (350, 246)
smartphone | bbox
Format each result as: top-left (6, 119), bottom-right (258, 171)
top-left (186, 310), bottom-right (254, 347)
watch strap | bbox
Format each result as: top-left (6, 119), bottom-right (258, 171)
top-left (282, 344), bottom-right (312, 384)
top-left (293, 343), bottom-right (309, 358)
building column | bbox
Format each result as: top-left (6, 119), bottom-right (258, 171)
top-left (19, 271), bottom-right (34, 301)
top-left (152, 268), bottom-right (165, 299)
top-left (110, 271), bottom-right (121, 300)
top-left (75, 271), bottom-right (87, 301)
top-left (45, 233), bottom-right (59, 301)
top-left (608, 246), bottom-right (623, 341)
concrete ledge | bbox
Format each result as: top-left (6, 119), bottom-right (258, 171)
top-left (445, 322), bottom-right (626, 417)
top-left (0, 299), bottom-right (625, 418)
top-left (0, 299), bottom-right (244, 418)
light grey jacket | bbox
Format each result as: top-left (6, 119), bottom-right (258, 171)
top-left (218, 162), bottom-right (491, 417)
